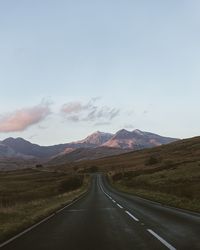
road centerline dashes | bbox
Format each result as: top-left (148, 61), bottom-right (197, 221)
top-left (147, 229), bottom-right (176, 250)
top-left (116, 203), bottom-right (123, 209)
top-left (125, 210), bottom-right (139, 222)
top-left (99, 177), bottom-right (177, 250)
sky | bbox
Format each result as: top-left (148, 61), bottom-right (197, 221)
top-left (0, 0), bottom-right (200, 145)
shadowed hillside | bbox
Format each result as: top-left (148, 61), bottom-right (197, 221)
top-left (68, 136), bottom-right (200, 173)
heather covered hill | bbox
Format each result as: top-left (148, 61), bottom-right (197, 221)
top-left (48, 147), bottom-right (131, 166)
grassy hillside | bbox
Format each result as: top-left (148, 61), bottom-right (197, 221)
top-left (52, 136), bottom-right (200, 212)
top-left (0, 169), bottom-right (89, 243)
top-left (109, 163), bottom-right (200, 212)
top-left (70, 136), bottom-right (200, 173)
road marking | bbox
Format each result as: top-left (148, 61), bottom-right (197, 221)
top-left (147, 229), bottom-right (176, 250)
top-left (0, 213), bottom-right (53, 248)
top-left (125, 210), bottom-right (139, 222)
top-left (116, 203), bottom-right (123, 209)
top-left (0, 192), bottom-right (87, 248)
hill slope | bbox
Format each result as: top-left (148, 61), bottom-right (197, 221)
top-left (65, 136), bottom-right (200, 173)
top-left (50, 136), bottom-right (200, 212)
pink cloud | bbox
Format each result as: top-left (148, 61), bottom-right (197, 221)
top-left (0, 103), bottom-right (51, 133)
top-left (61, 102), bottom-right (86, 114)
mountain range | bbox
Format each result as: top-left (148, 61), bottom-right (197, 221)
top-left (0, 129), bottom-right (178, 168)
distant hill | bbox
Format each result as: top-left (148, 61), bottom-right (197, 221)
top-left (2, 137), bottom-right (67, 159)
top-left (0, 143), bottom-right (16, 157)
top-left (48, 147), bottom-right (131, 166)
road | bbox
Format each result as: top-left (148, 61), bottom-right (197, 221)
top-left (1, 174), bottom-right (200, 250)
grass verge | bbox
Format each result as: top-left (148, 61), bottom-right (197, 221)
top-left (0, 169), bottom-right (90, 243)
top-left (109, 163), bottom-right (200, 213)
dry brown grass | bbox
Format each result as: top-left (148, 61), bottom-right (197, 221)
top-left (0, 169), bottom-right (89, 243)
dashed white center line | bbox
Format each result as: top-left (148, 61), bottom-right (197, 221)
top-left (99, 177), bottom-right (177, 250)
top-left (116, 203), bottom-right (123, 209)
top-left (125, 210), bottom-right (139, 222)
top-left (147, 229), bottom-right (176, 250)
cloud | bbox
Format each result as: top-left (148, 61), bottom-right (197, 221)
top-left (83, 107), bottom-right (119, 121)
top-left (61, 99), bottom-right (120, 123)
top-left (61, 102), bottom-right (85, 114)
top-left (67, 115), bottom-right (80, 122)
top-left (0, 103), bottom-right (51, 133)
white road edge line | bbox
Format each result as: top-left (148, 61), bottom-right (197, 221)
top-left (0, 192), bottom-right (87, 248)
top-left (117, 203), bottom-right (123, 209)
top-left (147, 229), bottom-right (176, 250)
top-left (98, 178), bottom-right (124, 211)
top-left (125, 210), bottom-right (139, 222)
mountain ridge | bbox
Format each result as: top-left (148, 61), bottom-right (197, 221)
top-left (0, 129), bottom-right (178, 165)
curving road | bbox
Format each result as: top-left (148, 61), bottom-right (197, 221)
top-left (1, 174), bottom-right (200, 250)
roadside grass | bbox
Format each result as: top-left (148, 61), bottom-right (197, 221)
top-left (0, 169), bottom-right (89, 243)
top-left (110, 163), bottom-right (200, 212)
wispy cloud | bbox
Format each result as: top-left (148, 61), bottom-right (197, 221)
top-left (61, 98), bottom-right (120, 123)
top-left (0, 102), bottom-right (51, 133)
top-left (61, 102), bottom-right (85, 114)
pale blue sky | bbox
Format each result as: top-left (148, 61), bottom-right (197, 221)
top-left (0, 0), bottom-right (199, 145)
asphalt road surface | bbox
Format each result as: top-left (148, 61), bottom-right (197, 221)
top-left (1, 174), bottom-right (200, 250)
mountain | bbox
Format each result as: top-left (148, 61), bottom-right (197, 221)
top-left (0, 143), bottom-right (16, 157)
top-left (2, 138), bottom-right (67, 159)
top-left (72, 131), bottom-right (113, 147)
top-left (103, 129), bottom-right (177, 149)
top-left (2, 132), bottom-right (113, 159)
top-left (0, 130), bottom-right (178, 168)
top-left (47, 129), bottom-right (178, 165)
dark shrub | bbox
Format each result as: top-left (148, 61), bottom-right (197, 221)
top-left (59, 175), bottom-right (84, 192)
top-left (112, 172), bottom-right (123, 182)
top-left (35, 164), bottom-right (43, 168)
top-left (145, 155), bottom-right (160, 166)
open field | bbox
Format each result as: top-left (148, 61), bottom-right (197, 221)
top-left (0, 169), bottom-right (89, 243)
